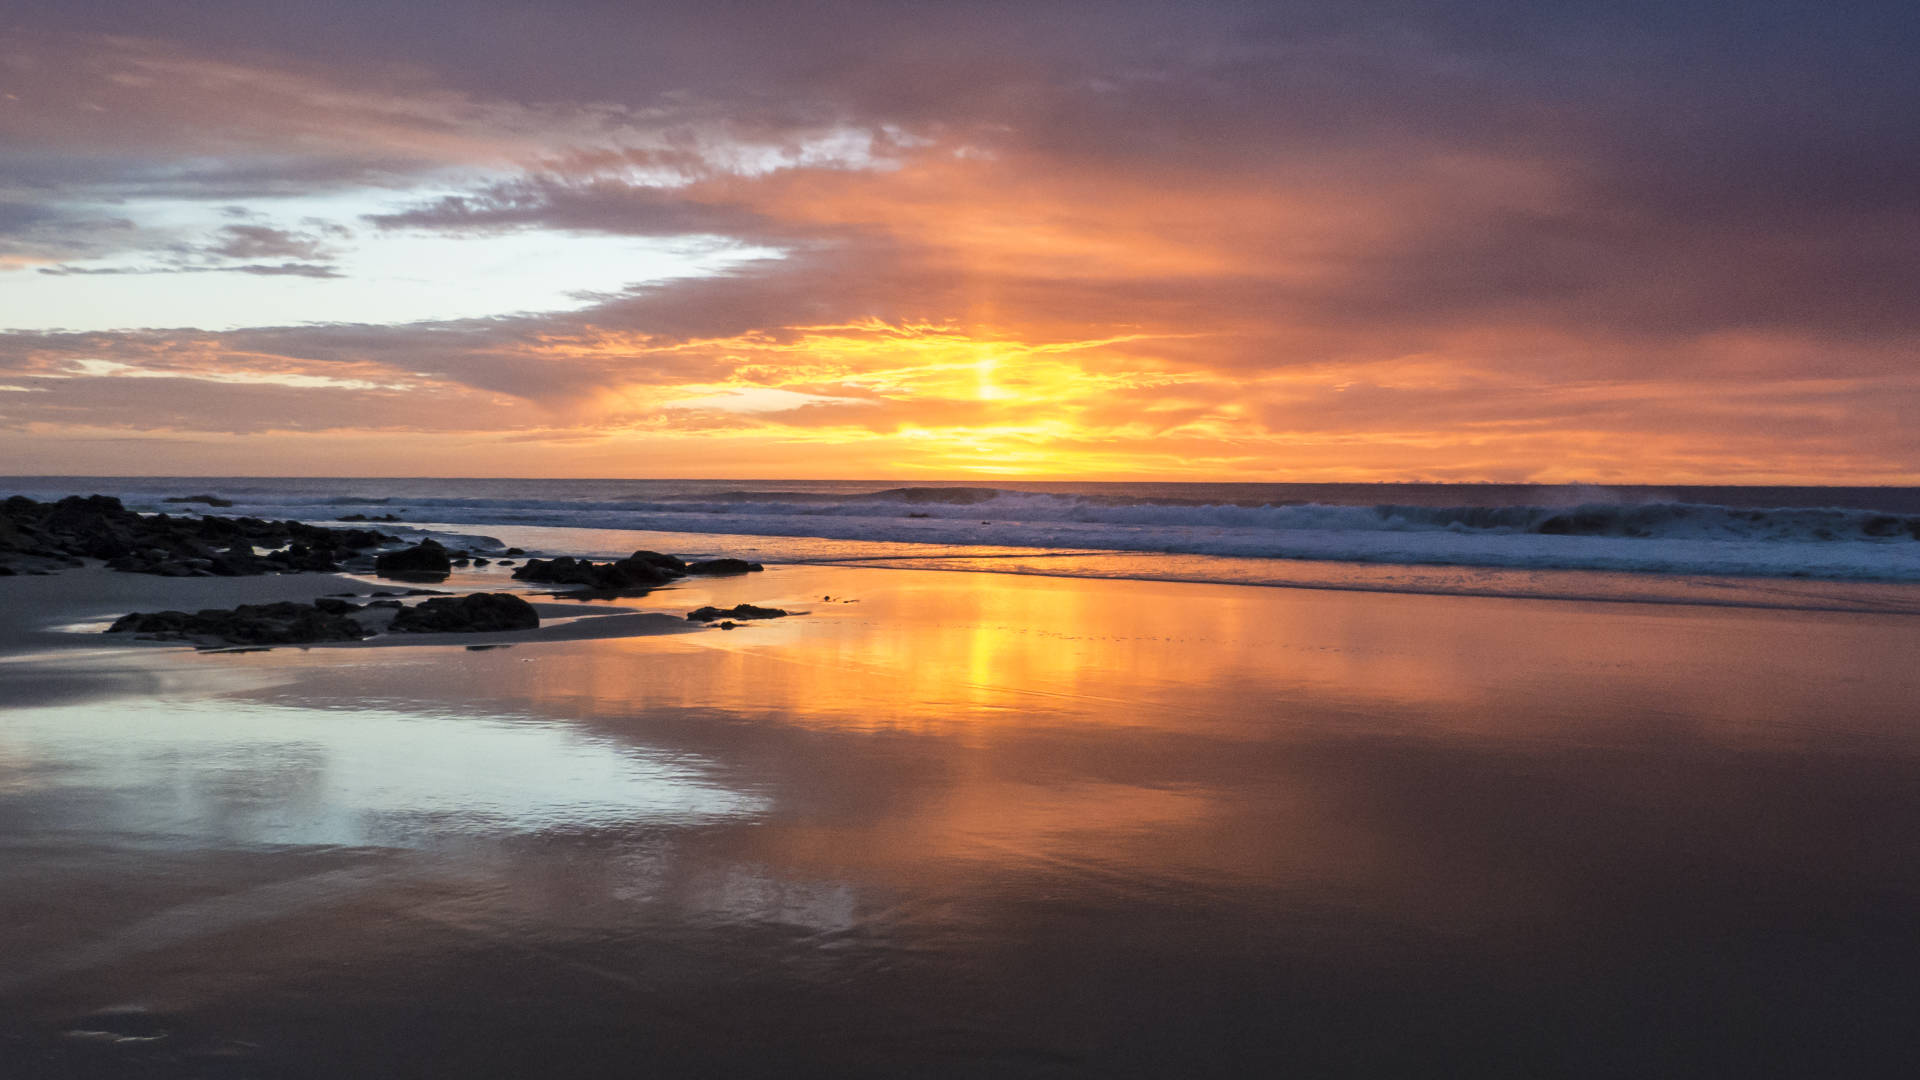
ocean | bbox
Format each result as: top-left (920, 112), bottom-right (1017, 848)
top-left (9, 477), bottom-right (1920, 612)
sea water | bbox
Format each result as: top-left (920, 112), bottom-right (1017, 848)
top-left (7, 477), bottom-right (1920, 610)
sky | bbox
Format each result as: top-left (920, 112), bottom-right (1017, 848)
top-left (1, 1), bottom-right (1916, 481)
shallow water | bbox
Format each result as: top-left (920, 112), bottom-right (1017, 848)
top-left (4, 567), bottom-right (1920, 1076)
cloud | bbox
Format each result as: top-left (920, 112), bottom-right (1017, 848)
top-left (0, 4), bottom-right (1915, 479)
top-left (207, 224), bottom-right (333, 260)
top-left (35, 261), bottom-right (342, 278)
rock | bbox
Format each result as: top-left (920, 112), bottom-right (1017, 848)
top-left (0, 494), bottom-right (397, 578)
top-left (389, 593), bottom-right (539, 633)
top-left (374, 539), bottom-right (451, 579)
top-left (164, 494), bottom-right (234, 507)
top-left (511, 553), bottom-right (680, 593)
top-left (625, 550), bottom-right (688, 572)
top-left (505, 547), bottom-right (526, 556)
top-left (686, 604), bottom-right (788, 622)
top-left (472, 557), bottom-right (490, 566)
top-left (107, 601), bottom-right (371, 646)
top-left (209, 544), bottom-right (267, 576)
top-left (312, 597), bottom-right (361, 614)
top-left (267, 542), bottom-right (339, 572)
top-left (684, 558), bottom-right (763, 575)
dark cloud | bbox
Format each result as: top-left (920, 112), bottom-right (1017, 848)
top-left (37, 261), bottom-right (341, 278)
top-left (207, 225), bottom-right (332, 260)
top-left (369, 179), bottom-right (777, 239)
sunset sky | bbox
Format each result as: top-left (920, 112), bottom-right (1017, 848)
top-left (2, 2), bottom-right (1915, 481)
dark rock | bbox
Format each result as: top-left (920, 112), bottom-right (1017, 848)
top-left (472, 557), bottom-right (491, 566)
top-left (164, 494), bottom-right (234, 507)
top-left (511, 553), bottom-right (680, 593)
top-left (268, 542), bottom-right (339, 572)
top-left (107, 601), bottom-right (371, 646)
top-left (625, 550), bottom-right (687, 572)
top-left (0, 494), bottom-right (396, 578)
top-left (210, 544), bottom-right (268, 576)
top-left (312, 597), bottom-right (361, 614)
top-left (686, 604), bottom-right (788, 622)
top-left (684, 558), bottom-right (763, 575)
top-left (504, 547), bottom-right (526, 556)
top-left (374, 539), bottom-right (451, 579)
top-left (389, 593), bottom-right (539, 633)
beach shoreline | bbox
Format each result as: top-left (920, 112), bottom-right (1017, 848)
top-left (6, 519), bottom-right (1920, 1075)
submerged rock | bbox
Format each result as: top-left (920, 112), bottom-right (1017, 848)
top-left (686, 604), bottom-right (789, 622)
top-left (389, 592), bottom-right (539, 633)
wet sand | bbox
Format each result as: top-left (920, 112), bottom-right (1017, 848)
top-left (4, 564), bottom-right (1920, 1076)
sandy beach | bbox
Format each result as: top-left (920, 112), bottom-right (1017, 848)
top-left (5, 550), bottom-right (1920, 1077)
top-left (9, 0), bottom-right (1914, 1070)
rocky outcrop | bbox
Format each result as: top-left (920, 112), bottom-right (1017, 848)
top-left (107, 601), bottom-right (372, 646)
top-left (0, 494), bottom-right (396, 577)
top-left (686, 604), bottom-right (789, 622)
top-left (684, 558), bottom-right (764, 575)
top-left (511, 550), bottom-right (686, 593)
top-left (510, 549), bottom-right (765, 595)
top-left (373, 539), bottom-right (452, 579)
top-left (389, 593), bottom-right (539, 633)
top-left (163, 494), bottom-right (234, 507)
top-left (105, 591), bottom-right (540, 645)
